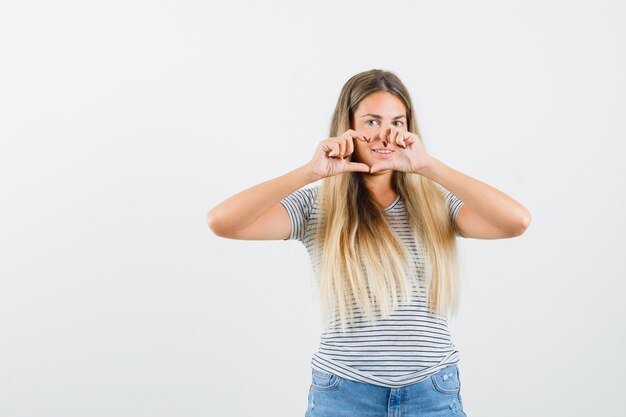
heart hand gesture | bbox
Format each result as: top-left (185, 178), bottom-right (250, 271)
top-left (369, 127), bottom-right (431, 175)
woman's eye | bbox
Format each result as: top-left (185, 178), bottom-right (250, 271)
top-left (366, 119), bottom-right (404, 127)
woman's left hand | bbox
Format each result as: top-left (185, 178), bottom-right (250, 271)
top-left (369, 127), bottom-right (431, 175)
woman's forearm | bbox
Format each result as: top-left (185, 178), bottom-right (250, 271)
top-left (206, 164), bottom-right (319, 235)
top-left (421, 156), bottom-right (531, 234)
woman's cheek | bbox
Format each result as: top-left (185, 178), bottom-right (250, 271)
top-left (352, 142), bottom-right (366, 161)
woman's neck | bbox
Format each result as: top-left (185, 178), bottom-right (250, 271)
top-left (362, 170), bottom-right (394, 195)
top-left (361, 171), bottom-right (396, 208)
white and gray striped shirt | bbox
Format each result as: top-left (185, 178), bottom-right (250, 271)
top-left (280, 183), bottom-right (465, 388)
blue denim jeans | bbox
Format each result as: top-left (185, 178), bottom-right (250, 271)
top-left (305, 364), bottom-right (467, 417)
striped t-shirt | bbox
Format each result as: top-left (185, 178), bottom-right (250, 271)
top-left (280, 183), bottom-right (465, 388)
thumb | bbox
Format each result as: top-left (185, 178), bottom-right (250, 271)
top-left (344, 162), bottom-right (371, 173)
top-left (369, 161), bottom-right (393, 174)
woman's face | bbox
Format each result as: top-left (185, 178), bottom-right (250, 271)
top-left (351, 91), bottom-right (408, 167)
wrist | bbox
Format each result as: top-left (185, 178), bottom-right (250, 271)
top-left (298, 163), bottom-right (322, 183)
top-left (416, 156), bottom-right (439, 178)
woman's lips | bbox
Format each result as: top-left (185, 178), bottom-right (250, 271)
top-left (372, 149), bottom-right (394, 159)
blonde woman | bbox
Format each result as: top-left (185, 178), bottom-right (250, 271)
top-left (206, 69), bottom-right (531, 417)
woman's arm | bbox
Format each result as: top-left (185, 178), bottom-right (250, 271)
top-left (206, 164), bottom-right (318, 239)
top-left (206, 131), bottom-right (370, 240)
top-left (422, 157), bottom-right (532, 239)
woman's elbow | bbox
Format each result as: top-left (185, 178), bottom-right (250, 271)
top-left (513, 210), bottom-right (532, 236)
top-left (206, 210), bottom-right (226, 236)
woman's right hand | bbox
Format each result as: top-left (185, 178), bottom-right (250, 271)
top-left (307, 130), bottom-right (371, 180)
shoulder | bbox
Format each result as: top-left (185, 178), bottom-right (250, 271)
top-left (280, 183), bottom-right (322, 215)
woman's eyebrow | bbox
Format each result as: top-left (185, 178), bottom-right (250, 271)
top-left (360, 113), bottom-right (406, 119)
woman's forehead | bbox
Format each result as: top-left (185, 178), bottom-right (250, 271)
top-left (356, 92), bottom-right (406, 116)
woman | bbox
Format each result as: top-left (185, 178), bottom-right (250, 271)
top-left (206, 69), bottom-right (531, 417)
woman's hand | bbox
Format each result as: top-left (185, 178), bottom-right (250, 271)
top-left (369, 126), bottom-right (431, 175)
top-left (307, 129), bottom-right (371, 180)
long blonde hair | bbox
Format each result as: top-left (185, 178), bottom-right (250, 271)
top-left (314, 69), bottom-right (462, 333)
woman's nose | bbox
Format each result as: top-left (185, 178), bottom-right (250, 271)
top-left (368, 132), bottom-right (388, 147)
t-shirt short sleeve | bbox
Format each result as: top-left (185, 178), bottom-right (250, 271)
top-left (440, 186), bottom-right (465, 238)
top-left (279, 185), bottom-right (320, 241)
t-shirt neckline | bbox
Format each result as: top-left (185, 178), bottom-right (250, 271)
top-left (384, 194), bottom-right (401, 212)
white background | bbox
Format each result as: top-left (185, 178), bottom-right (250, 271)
top-left (1, 1), bottom-right (625, 416)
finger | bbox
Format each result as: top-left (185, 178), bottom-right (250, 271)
top-left (335, 141), bottom-right (344, 157)
top-left (337, 139), bottom-right (346, 159)
top-left (328, 142), bottom-right (339, 157)
top-left (347, 129), bottom-right (368, 142)
top-left (345, 136), bottom-right (354, 156)
top-left (332, 139), bottom-right (342, 157)
top-left (403, 135), bottom-right (415, 146)
top-left (399, 133), bottom-right (409, 149)
top-left (390, 129), bottom-right (401, 147)
top-left (344, 162), bottom-right (371, 173)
